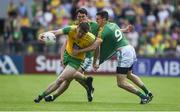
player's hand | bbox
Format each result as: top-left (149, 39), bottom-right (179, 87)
top-left (38, 33), bottom-right (45, 43)
top-left (72, 49), bottom-right (79, 56)
top-left (126, 25), bottom-right (134, 32)
top-left (93, 63), bottom-right (99, 71)
top-left (60, 60), bottom-right (65, 68)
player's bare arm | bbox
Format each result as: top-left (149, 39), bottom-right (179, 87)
top-left (120, 25), bottom-right (134, 33)
top-left (38, 29), bottom-right (63, 43)
top-left (93, 46), bottom-right (100, 71)
top-left (72, 38), bottom-right (103, 55)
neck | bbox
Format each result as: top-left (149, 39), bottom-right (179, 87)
top-left (101, 21), bottom-right (107, 27)
top-left (77, 33), bottom-right (85, 38)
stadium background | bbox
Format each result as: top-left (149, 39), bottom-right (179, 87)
top-left (0, 0), bottom-right (180, 111)
top-left (0, 0), bottom-right (179, 76)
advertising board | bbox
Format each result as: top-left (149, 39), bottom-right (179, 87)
top-left (0, 55), bottom-right (23, 74)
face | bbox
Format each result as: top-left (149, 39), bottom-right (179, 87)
top-left (77, 12), bottom-right (88, 23)
top-left (76, 26), bottom-right (84, 38)
top-left (96, 15), bottom-right (104, 27)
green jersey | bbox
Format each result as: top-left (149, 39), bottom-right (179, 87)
top-left (99, 22), bottom-right (129, 64)
top-left (85, 21), bottom-right (99, 58)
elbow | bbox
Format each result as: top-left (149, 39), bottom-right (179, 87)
top-left (91, 45), bottom-right (98, 50)
top-left (92, 46), bottom-right (96, 50)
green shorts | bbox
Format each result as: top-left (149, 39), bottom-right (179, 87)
top-left (63, 51), bottom-right (83, 70)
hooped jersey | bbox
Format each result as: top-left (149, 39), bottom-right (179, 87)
top-left (98, 22), bottom-right (129, 64)
top-left (71, 21), bottom-right (99, 58)
top-left (62, 25), bottom-right (96, 60)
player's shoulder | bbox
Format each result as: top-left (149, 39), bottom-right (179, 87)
top-left (106, 22), bottom-right (117, 27)
top-left (89, 21), bottom-right (98, 25)
top-left (87, 32), bottom-right (96, 39)
top-left (88, 21), bottom-right (98, 26)
top-left (104, 22), bottom-right (119, 31)
top-left (68, 25), bottom-right (77, 31)
top-left (70, 25), bottom-right (77, 29)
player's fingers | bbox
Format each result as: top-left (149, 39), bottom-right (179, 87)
top-left (93, 64), bottom-right (99, 71)
top-left (128, 25), bottom-right (134, 32)
top-left (60, 61), bottom-right (65, 67)
top-left (93, 67), bottom-right (98, 71)
top-left (38, 35), bottom-right (45, 43)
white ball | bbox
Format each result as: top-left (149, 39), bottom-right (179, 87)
top-left (44, 32), bottom-right (56, 45)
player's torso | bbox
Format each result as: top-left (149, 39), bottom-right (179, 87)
top-left (66, 28), bottom-right (95, 60)
top-left (99, 22), bottom-right (129, 64)
top-left (102, 22), bottom-right (129, 47)
top-left (71, 21), bottom-right (98, 58)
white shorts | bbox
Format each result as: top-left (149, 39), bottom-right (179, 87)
top-left (81, 57), bottom-right (93, 71)
top-left (117, 45), bottom-right (137, 68)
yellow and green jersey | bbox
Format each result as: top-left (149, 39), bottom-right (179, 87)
top-left (98, 22), bottom-right (129, 64)
top-left (62, 25), bottom-right (96, 60)
top-left (72, 21), bottom-right (99, 58)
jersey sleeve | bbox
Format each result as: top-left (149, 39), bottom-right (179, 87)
top-left (90, 22), bottom-right (99, 36)
top-left (62, 26), bottom-right (71, 34)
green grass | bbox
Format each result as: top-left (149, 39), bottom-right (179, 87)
top-left (0, 75), bottom-right (180, 111)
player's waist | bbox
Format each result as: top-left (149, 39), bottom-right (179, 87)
top-left (117, 45), bottom-right (132, 51)
top-left (65, 49), bottom-right (85, 60)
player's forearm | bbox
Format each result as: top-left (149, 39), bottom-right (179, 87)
top-left (120, 28), bottom-right (128, 33)
top-left (120, 25), bottom-right (134, 33)
top-left (49, 29), bottom-right (63, 36)
top-left (78, 38), bottom-right (102, 53)
top-left (93, 47), bottom-right (100, 65)
top-left (78, 45), bottom-right (96, 53)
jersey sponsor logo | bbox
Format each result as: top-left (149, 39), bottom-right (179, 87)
top-left (0, 55), bottom-right (19, 74)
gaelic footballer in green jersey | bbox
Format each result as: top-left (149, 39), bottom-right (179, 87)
top-left (73, 11), bottom-right (153, 104)
top-left (98, 22), bottom-right (129, 64)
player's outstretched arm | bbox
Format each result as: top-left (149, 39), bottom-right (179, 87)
top-left (93, 47), bottom-right (100, 71)
top-left (72, 38), bottom-right (103, 55)
top-left (38, 29), bottom-right (64, 43)
top-left (49, 29), bottom-right (64, 36)
top-left (120, 24), bottom-right (134, 33)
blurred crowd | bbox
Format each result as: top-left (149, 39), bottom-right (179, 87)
top-left (0, 0), bottom-right (180, 57)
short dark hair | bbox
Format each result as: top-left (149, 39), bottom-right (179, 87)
top-left (96, 11), bottom-right (109, 20)
top-left (76, 8), bottom-right (88, 16)
top-left (79, 22), bottom-right (89, 33)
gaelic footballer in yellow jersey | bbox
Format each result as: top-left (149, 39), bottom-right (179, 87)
top-left (34, 22), bottom-right (96, 103)
top-left (51, 8), bottom-right (97, 103)
top-left (63, 25), bottom-right (95, 60)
